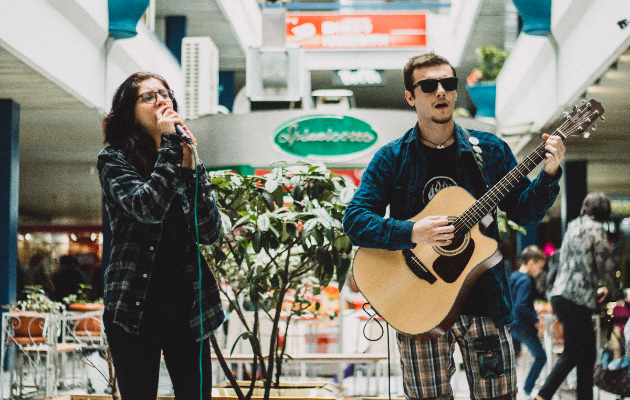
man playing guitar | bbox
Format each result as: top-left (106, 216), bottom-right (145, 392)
top-left (342, 53), bottom-right (566, 400)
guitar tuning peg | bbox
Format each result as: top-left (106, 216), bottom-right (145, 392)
top-left (582, 99), bottom-right (587, 103)
top-left (573, 105), bottom-right (578, 111)
top-left (600, 116), bottom-right (605, 122)
top-left (592, 124), bottom-right (597, 130)
top-left (562, 112), bottom-right (569, 117)
top-left (584, 132), bottom-right (590, 138)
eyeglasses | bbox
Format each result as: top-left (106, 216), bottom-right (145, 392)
top-left (412, 77), bottom-right (458, 93)
top-left (137, 89), bottom-right (175, 104)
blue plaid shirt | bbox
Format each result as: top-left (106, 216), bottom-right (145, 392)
top-left (343, 123), bottom-right (561, 326)
top-left (98, 133), bottom-right (224, 339)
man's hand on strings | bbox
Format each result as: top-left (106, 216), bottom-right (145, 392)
top-left (411, 216), bottom-right (454, 246)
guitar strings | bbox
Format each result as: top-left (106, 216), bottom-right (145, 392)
top-left (411, 105), bottom-right (599, 262)
top-left (453, 107), bottom-right (597, 237)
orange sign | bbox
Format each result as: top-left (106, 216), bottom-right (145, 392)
top-left (286, 13), bottom-right (426, 49)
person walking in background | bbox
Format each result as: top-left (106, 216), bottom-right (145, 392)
top-left (52, 255), bottom-right (86, 302)
top-left (509, 245), bottom-right (547, 399)
top-left (98, 72), bottom-right (224, 400)
top-left (23, 254), bottom-right (55, 298)
top-left (536, 192), bottom-right (620, 400)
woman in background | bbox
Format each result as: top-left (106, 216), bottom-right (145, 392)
top-left (536, 193), bottom-right (619, 400)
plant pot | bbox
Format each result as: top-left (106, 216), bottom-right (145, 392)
top-left (42, 396), bottom-right (175, 400)
top-left (512, 0), bottom-right (551, 36)
top-left (213, 381), bottom-right (339, 400)
top-left (42, 387), bottom-right (337, 400)
top-left (212, 387), bottom-right (336, 400)
top-left (108, 0), bottom-right (151, 39)
top-left (68, 303), bottom-right (105, 336)
top-left (467, 82), bottom-right (496, 118)
top-left (8, 310), bottom-right (47, 343)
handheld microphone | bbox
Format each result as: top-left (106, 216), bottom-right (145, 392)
top-left (175, 123), bottom-right (193, 144)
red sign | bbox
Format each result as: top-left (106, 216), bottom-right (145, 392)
top-left (286, 13), bottom-right (426, 49)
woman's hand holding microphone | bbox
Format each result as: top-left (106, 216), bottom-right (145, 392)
top-left (155, 105), bottom-right (200, 170)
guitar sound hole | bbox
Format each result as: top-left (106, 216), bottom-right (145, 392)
top-left (440, 233), bottom-right (466, 252)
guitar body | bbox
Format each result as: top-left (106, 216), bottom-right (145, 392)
top-left (352, 186), bottom-right (502, 340)
top-left (351, 99), bottom-right (605, 341)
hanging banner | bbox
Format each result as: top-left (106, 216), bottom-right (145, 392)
top-left (286, 13), bottom-right (426, 49)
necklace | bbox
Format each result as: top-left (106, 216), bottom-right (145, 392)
top-left (420, 131), bottom-right (454, 149)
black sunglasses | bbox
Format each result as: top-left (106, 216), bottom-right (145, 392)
top-left (412, 77), bottom-right (458, 93)
top-left (137, 89), bottom-right (175, 104)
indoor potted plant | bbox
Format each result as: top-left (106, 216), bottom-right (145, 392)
top-left (202, 163), bottom-right (354, 400)
top-left (4, 287), bottom-right (65, 341)
top-left (63, 284), bottom-right (104, 336)
top-left (466, 45), bottom-right (508, 118)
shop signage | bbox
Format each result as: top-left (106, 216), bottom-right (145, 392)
top-left (285, 13), bottom-right (426, 49)
top-left (273, 115), bottom-right (378, 160)
top-left (333, 69), bottom-right (386, 86)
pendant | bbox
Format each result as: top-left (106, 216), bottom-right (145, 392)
top-left (437, 145), bottom-right (445, 149)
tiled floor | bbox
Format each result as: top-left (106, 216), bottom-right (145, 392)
top-left (1, 349), bottom-right (626, 399)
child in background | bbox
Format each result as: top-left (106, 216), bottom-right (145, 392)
top-left (510, 245), bottom-right (548, 399)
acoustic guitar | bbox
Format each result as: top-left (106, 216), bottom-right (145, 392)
top-left (352, 100), bottom-right (604, 341)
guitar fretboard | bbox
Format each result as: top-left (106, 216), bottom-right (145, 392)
top-left (453, 140), bottom-right (552, 235)
top-left (451, 99), bottom-right (602, 237)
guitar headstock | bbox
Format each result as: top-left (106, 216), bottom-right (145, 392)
top-left (557, 99), bottom-right (605, 139)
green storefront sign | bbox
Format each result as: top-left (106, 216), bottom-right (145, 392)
top-left (273, 114), bottom-right (378, 160)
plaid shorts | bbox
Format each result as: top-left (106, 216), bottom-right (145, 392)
top-left (397, 315), bottom-right (516, 400)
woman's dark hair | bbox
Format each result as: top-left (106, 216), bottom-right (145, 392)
top-left (580, 192), bottom-right (611, 222)
top-left (101, 72), bottom-right (178, 175)
top-left (403, 52), bottom-right (457, 97)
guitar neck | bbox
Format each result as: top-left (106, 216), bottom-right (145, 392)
top-left (454, 136), bottom-right (558, 235)
top-left (451, 99), bottom-right (603, 236)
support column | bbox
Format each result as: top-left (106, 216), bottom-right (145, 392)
top-left (562, 161), bottom-right (587, 235)
top-left (165, 16), bottom-right (187, 64)
top-left (219, 71), bottom-right (236, 112)
top-left (0, 99), bottom-right (20, 310)
top-left (517, 225), bottom-right (538, 256)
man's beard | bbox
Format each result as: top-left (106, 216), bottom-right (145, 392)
top-left (432, 115), bottom-right (453, 124)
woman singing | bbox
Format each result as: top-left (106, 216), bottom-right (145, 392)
top-left (98, 72), bottom-right (224, 399)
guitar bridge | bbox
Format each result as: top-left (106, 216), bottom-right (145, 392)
top-left (402, 249), bottom-right (437, 284)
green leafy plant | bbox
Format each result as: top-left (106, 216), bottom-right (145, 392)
top-left (497, 210), bottom-right (527, 240)
top-left (5, 287), bottom-right (65, 313)
top-left (62, 283), bottom-right (103, 305)
top-left (467, 45), bottom-right (509, 84)
top-left (202, 163), bottom-right (354, 399)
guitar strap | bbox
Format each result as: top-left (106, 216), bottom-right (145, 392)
top-left (461, 128), bottom-right (497, 223)
top-left (461, 127), bottom-right (490, 191)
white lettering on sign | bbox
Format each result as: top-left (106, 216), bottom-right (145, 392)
top-left (278, 125), bottom-right (376, 146)
top-left (322, 34), bottom-right (390, 48)
top-left (338, 69), bottom-right (382, 85)
top-left (321, 18), bottom-right (373, 35)
top-left (291, 23), bottom-right (316, 41)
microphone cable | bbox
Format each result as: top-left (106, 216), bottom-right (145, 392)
top-left (176, 125), bottom-right (204, 399)
top-left (190, 141), bottom-right (204, 400)
top-left (361, 303), bottom-right (392, 400)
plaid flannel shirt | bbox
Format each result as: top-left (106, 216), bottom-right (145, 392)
top-left (343, 123), bottom-right (562, 326)
top-left (98, 133), bottom-right (224, 339)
